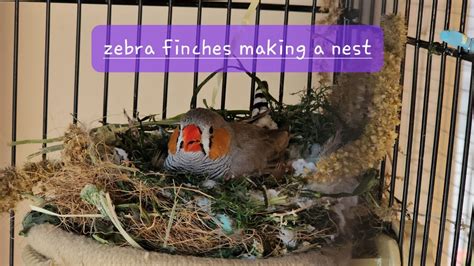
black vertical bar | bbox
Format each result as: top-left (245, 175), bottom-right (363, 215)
top-left (393, 0), bottom-right (398, 14)
top-left (408, 0), bottom-right (438, 262)
top-left (102, 0), bottom-right (112, 124)
top-left (11, 0), bottom-right (19, 172)
top-left (345, 0), bottom-right (351, 22)
top-left (435, 0), bottom-right (468, 263)
top-left (278, 0), bottom-right (289, 105)
top-left (10, 1), bottom-right (20, 265)
top-left (398, 0), bottom-right (419, 255)
top-left (420, 0), bottom-right (451, 264)
top-left (8, 168), bottom-right (14, 261)
top-left (73, 0), bottom-right (82, 124)
top-left (404, 0), bottom-right (411, 23)
top-left (369, 0), bottom-right (375, 24)
top-left (162, 0), bottom-right (173, 119)
top-left (465, 207), bottom-right (474, 266)
top-left (9, 210), bottom-right (14, 266)
top-left (381, 0), bottom-right (387, 15)
top-left (191, 0), bottom-right (202, 109)
top-left (388, 140), bottom-right (399, 207)
top-left (249, 1), bottom-right (261, 109)
top-left (451, 66), bottom-right (474, 266)
top-left (42, 0), bottom-right (51, 161)
top-left (305, 0), bottom-right (317, 93)
top-left (132, 0), bottom-right (143, 118)
top-left (332, 0), bottom-right (344, 83)
top-left (435, 50), bottom-right (463, 265)
top-left (378, 158), bottom-right (386, 201)
top-left (220, 0), bottom-right (231, 110)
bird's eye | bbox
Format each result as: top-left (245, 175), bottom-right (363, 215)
top-left (209, 126), bottom-right (214, 134)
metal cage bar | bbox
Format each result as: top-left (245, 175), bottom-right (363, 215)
top-left (102, 0), bottom-right (112, 124)
top-left (42, 0), bottom-right (51, 160)
top-left (421, 0), bottom-right (452, 263)
top-left (191, 0), bottom-right (203, 109)
top-left (388, 133), bottom-right (400, 207)
top-left (449, 0), bottom-right (472, 261)
top-left (278, 0), bottom-right (289, 104)
top-left (436, 48), bottom-right (463, 264)
top-left (23, 0), bottom-right (323, 13)
top-left (435, 0), bottom-right (469, 263)
top-left (368, 0), bottom-right (375, 25)
top-left (451, 62), bottom-right (474, 266)
top-left (72, 0), bottom-right (82, 124)
top-left (10, 0), bottom-right (20, 264)
top-left (132, 0), bottom-right (143, 118)
top-left (161, 0), bottom-right (173, 119)
top-left (248, 0), bottom-right (261, 110)
top-left (466, 207), bottom-right (474, 265)
top-left (407, 0), bottom-right (439, 263)
top-left (219, 0), bottom-right (231, 110)
top-left (305, 0), bottom-right (317, 93)
top-left (399, 0), bottom-right (419, 254)
top-left (406, 37), bottom-right (474, 63)
top-left (378, 158), bottom-right (386, 201)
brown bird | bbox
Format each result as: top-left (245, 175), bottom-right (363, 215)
top-left (164, 108), bottom-right (289, 179)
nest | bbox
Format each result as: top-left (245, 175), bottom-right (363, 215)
top-left (10, 118), bottom-right (347, 258)
top-left (1, 85), bottom-right (386, 259)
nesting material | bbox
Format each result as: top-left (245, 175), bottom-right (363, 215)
top-left (22, 224), bottom-right (350, 266)
top-left (313, 15), bottom-right (406, 183)
top-left (13, 121), bottom-right (346, 259)
top-left (0, 161), bottom-right (60, 212)
top-left (9, 81), bottom-right (384, 259)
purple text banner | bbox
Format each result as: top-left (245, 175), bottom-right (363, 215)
top-left (92, 25), bottom-right (384, 73)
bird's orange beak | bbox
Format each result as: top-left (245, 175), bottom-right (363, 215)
top-left (182, 124), bottom-right (202, 152)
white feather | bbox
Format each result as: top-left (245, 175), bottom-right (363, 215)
top-left (200, 126), bottom-right (211, 154)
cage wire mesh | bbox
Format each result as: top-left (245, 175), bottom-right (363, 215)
top-left (0, 0), bottom-right (473, 265)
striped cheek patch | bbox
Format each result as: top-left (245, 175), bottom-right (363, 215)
top-left (168, 128), bottom-right (179, 154)
top-left (209, 127), bottom-right (231, 160)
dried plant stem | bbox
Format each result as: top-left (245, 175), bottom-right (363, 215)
top-left (30, 205), bottom-right (102, 218)
top-left (103, 193), bottom-right (143, 249)
top-left (164, 185), bottom-right (181, 248)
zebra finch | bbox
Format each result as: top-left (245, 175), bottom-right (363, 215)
top-left (164, 85), bottom-right (288, 179)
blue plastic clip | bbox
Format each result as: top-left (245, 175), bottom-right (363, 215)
top-left (440, 30), bottom-right (474, 53)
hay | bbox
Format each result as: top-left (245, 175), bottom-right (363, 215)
top-left (0, 161), bottom-right (60, 212)
top-left (13, 120), bottom-right (346, 259)
top-left (0, 62), bottom-right (390, 260)
top-left (313, 15), bottom-right (406, 183)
